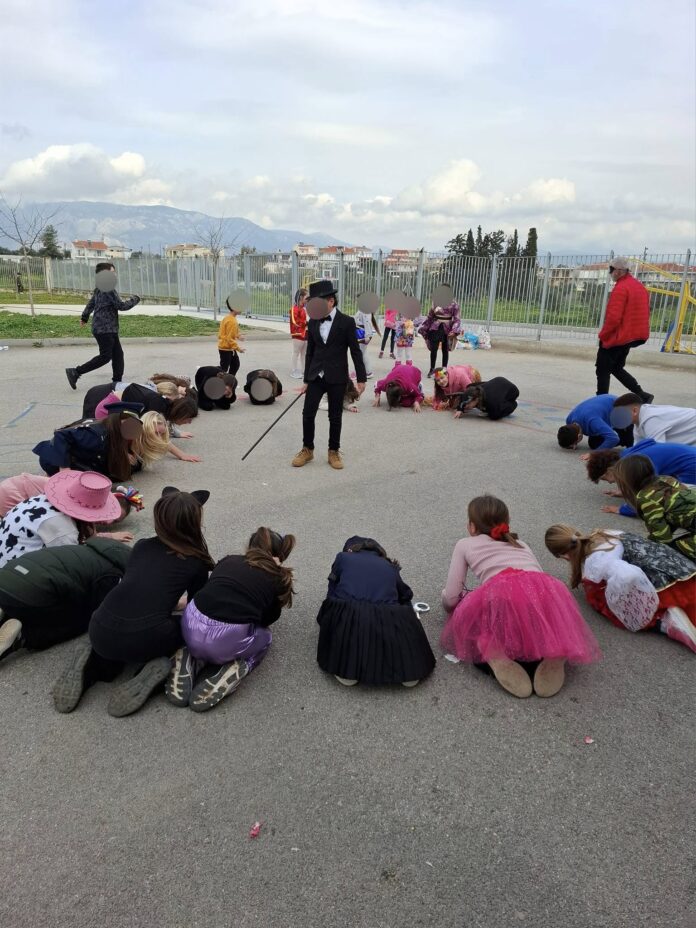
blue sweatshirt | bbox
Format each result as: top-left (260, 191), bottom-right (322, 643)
top-left (567, 395), bottom-right (620, 450)
top-left (618, 438), bottom-right (696, 516)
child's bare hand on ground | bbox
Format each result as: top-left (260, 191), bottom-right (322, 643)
top-left (600, 505), bottom-right (620, 514)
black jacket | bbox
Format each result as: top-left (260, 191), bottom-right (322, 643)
top-left (458, 377), bottom-right (519, 420)
top-left (195, 366), bottom-right (236, 411)
top-left (244, 370), bottom-right (283, 405)
top-left (304, 311), bottom-right (367, 384)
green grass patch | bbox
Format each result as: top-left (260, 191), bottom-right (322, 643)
top-left (0, 311), bottom-right (219, 339)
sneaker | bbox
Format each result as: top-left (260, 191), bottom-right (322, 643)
top-left (389, 353), bottom-right (396, 360)
top-left (365, 372), bottom-right (374, 379)
top-left (533, 659), bottom-right (566, 697)
top-left (53, 641), bottom-right (94, 713)
top-left (292, 447), bottom-right (314, 467)
top-left (107, 656), bottom-right (172, 717)
top-left (190, 659), bottom-right (249, 712)
top-left (401, 680), bottom-right (420, 687)
top-left (378, 351), bottom-right (384, 359)
top-left (0, 617), bottom-right (23, 661)
top-left (487, 659), bottom-right (533, 698)
top-left (427, 369), bottom-right (435, 378)
top-left (290, 370), bottom-right (303, 380)
top-left (165, 647), bottom-right (197, 707)
top-left (65, 367), bottom-right (79, 390)
top-left (335, 676), bottom-right (358, 686)
top-left (328, 450), bottom-right (344, 470)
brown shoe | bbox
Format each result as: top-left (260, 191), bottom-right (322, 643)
top-left (328, 450), bottom-right (344, 469)
top-left (292, 447), bottom-right (314, 467)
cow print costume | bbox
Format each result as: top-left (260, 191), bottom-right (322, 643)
top-left (0, 495), bottom-right (79, 568)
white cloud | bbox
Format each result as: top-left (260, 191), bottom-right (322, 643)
top-left (0, 144), bottom-right (172, 205)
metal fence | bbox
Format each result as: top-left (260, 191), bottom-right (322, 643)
top-left (1, 249), bottom-right (693, 350)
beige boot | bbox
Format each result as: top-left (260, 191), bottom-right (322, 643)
top-left (328, 450), bottom-right (344, 470)
top-left (533, 659), bottom-right (566, 697)
top-left (291, 447), bottom-right (314, 467)
top-left (487, 659), bottom-right (533, 698)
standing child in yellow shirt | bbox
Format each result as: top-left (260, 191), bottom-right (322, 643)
top-left (218, 297), bottom-right (244, 375)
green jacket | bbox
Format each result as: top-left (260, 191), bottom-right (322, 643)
top-left (636, 476), bottom-right (696, 560)
top-left (0, 537), bottom-right (131, 607)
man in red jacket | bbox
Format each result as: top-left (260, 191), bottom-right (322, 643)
top-left (596, 257), bottom-right (653, 402)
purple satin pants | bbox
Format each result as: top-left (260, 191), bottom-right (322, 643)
top-left (182, 601), bottom-right (271, 669)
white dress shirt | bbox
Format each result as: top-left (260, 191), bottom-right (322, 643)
top-left (319, 307), bottom-right (337, 344)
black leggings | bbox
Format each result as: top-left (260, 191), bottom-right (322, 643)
top-left (429, 325), bottom-right (449, 370)
top-left (88, 613), bottom-right (182, 676)
top-left (380, 328), bottom-right (395, 353)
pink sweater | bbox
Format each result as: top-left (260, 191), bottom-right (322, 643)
top-left (374, 364), bottom-right (424, 407)
top-left (0, 473), bottom-right (49, 517)
top-left (441, 534), bottom-right (543, 612)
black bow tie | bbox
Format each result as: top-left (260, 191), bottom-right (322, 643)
top-left (321, 315), bottom-right (332, 323)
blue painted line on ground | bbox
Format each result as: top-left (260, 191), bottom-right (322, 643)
top-left (3, 403), bottom-right (36, 428)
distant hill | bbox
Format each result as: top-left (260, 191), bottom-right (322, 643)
top-left (9, 201), bottom-right (350, 254)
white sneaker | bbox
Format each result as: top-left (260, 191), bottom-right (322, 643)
top-left (335, 676), bottom-right (358, 686)
top-left (366, 372), bottom-right (374, 379)
top-left (290, 370), bottom-right (303, 379)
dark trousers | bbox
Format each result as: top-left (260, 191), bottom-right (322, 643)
top-left (380, 328), bottom-right (395, 353)
top-left (429, 325), bottom-right (449, 370)
top-left (219, 350), bottom-right (240, 376)
top-left (77, 332), bottom-right (125, 382)
top-left (588, 425), bottom-right (634, 450)
top-left (89, 613), bottom-right (183, 665)
top-left (302, 378), bottom-right (346, 451)
top-left (595, 344), bottom-right (646, 396)
top-left (0, 575), bottom-right (122, 650)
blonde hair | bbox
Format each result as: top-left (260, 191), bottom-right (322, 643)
top-left (155, 381), bottom-right (179, 399)
top-left (132, 411), bottom-right (170, 467)
top-left (544, 523), bottom-right (619, 588)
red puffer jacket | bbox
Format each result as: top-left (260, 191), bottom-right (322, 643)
top-left (598, 273), bottom-right (650, 348)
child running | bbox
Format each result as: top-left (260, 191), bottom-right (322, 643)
top-left (167, 527), bottom-right (296, 712)
top-left (52, 487), bottom-right (213, 716)
top-left (545, 524), bottom-right (696, 652)
top-left (316, 536), bottom-right (435, 686)
top-left (441, 496), bottom-right (601, 697)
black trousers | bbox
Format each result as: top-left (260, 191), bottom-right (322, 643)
top-left (77, 332), bottom-right (125, 382)
top-left (380, 328), bottom-right (396, 353)
top-left (429, 325), bottom-right (449, 370)
top-left (89, 613), bottom-right (183, 665)
top-left (302, 378), bottom-right (346, 451)
top-left (588, 425), bottom-right (634, 450)
top-left (219, 350), bottom-right (240, 376)
top-left (595, 344), bottom-right (646, 396)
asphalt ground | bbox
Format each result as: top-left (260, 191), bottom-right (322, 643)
top-left (0, 336), bottom-right (694, 928)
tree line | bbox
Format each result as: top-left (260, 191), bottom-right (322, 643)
top-left (445, 226), bottom-right (538, 259)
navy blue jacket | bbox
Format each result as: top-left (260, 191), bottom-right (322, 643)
top-left (327, 550), bottom-right (413, 604)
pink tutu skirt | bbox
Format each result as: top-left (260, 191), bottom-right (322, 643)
top-left (440, 569), bottom-right (601, 664)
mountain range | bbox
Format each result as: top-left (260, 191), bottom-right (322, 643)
top-left (11, 201), bottom-right (350, 254)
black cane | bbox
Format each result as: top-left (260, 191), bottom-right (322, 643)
top-left (241, 391), bottom-right (304, 461)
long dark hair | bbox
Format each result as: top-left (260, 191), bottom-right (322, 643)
top-left (103, 414), bottom-right (134, 482)
top-left (153, 492), bottom-right (214, 568)
top-left (75, 520), bottom-right (97, 544)
top-left (612, 455), bottom-right (658, 510)
top-left (167, 395), bottom-right (198, 423)
top-left (385, 382), bottom-right (403, 410)
top-left (245, 527), bottom-right (296, 607)
top-left (467, 495), bottom-right (522, 548)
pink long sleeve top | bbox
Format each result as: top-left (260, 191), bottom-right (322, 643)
top-left (374, 364), bottom-right (424, 407)
top-left (441, 534), bottom-right (543, 612)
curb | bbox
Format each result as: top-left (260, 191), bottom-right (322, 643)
top-left (485, 337), bottom-right (696, 372)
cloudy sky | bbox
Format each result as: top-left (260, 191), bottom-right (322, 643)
top-left (2, 0), bottom-right (694, 252)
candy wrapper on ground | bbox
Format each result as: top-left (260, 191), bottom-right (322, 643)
top-left (249, 821), bottom-right (262, 838)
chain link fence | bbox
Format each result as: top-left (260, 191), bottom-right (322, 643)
top-left (1, 249), bottom-right (693, 349)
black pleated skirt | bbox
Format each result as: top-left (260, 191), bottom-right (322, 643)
top-left (316, 598), bottom-right (436, 684)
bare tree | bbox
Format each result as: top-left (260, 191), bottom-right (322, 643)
top-left (194, 215), bottom-right (245, 316)
top-left (0, 193), bottom-right (60, 316)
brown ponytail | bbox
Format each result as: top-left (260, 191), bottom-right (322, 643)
top-left (467, 495), bottom-right (523, 548)
top-left (544, 523), bottom-right (619, 588)
top-left (245, 527), bottom-right (296, 607)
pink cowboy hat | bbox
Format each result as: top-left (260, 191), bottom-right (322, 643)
top-left (45, 470), bottom-right (122, 523)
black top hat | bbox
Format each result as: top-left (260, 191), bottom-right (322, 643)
top-left (308, 279), bottom-right (338, 300)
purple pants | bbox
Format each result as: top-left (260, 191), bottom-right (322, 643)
top-left (182, 601), bottom-right (271, 670)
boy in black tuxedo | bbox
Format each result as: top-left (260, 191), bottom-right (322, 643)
top-left (292, 280), bottom-right (366, 470)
